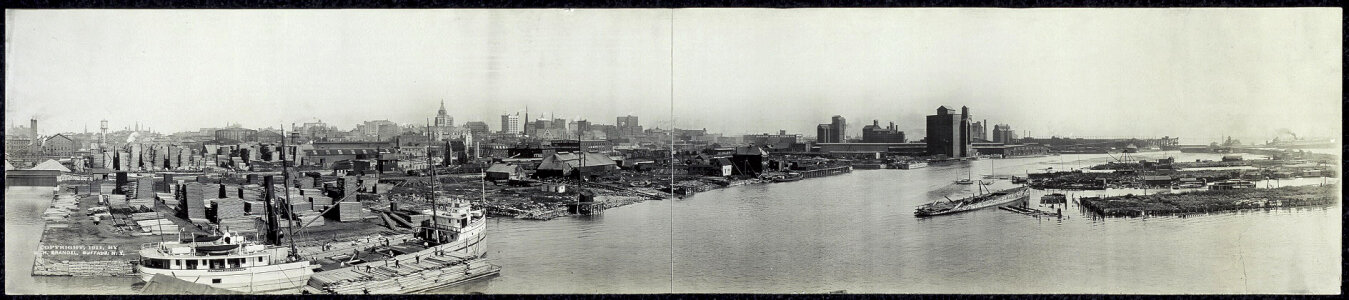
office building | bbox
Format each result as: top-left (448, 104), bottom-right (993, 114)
top-left (463, 121), bottom-right (490, 137)
top-left (616, 115), bottom-right (642, 138)
top-left (500, 114), bottom-right (521, 134)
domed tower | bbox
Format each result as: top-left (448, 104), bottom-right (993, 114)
top-left (435, 100), bottom-right (450, 127)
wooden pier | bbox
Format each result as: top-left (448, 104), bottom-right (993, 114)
top-left (1000, 205), bottom-right (1064, 219)
top-left (797, 166), bottom-right (852, 179)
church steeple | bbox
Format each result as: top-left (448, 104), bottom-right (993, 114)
top-left (437, 100), bottom-right (447, 116)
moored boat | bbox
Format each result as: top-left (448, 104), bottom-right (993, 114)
top-left (305, 126), bottom-right (499, 294)
top-left (895, 162), bottom-right (928, 169)
top-left (136, 128), bottom-right (314, 294)
top-left (136, 232), bottom-right (314, 294)
top-left (773, 172), bottom-right (804, 182)
top-left (305, 199), bottom-right (496, 294)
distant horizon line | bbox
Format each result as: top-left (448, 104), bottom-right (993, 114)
top-left (6, 122), bottom-right (1315, 145)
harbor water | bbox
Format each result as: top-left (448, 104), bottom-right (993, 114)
top-left (6, 153), bottom-right (1340, 294)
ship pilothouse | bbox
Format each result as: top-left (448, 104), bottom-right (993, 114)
top-left (418, 198), bottom-right (487, 247)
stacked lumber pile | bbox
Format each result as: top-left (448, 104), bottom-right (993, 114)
top-left (240, 185), bottom-right (264, 201)
top-left (332, 201), bottom-right (363, 222)
top-left (299, 188), bottom-right (321, 196)
top-left (164, 186), bottom-right (181, 210)
top-left (340, 176), bottom-right (358, 199)
top-left (130, 212), bottom-right (160, 221)
top-left (298, 211), bottom-right (325, 227)
top-left (242, 200), bottom-right (264, 214)
top-left (128, 197), bottom-right (154, 211)
top-left (89, 180), bottom-right (102, 196)
top-left (118, 151), bottom-right (131, 171)
top-left (210, 198), bottom-right (246, 222)
top-left (218, 216), bottom-right (260, 235)
top-left (155, 192), bottom-right (173, 203)
top-left (167, 147), bottom-right (180, 170)
top-left (148, 145), bottom-right (163, 170)
top-left (135, 177), bottom-right (155, 199)
top-left (182, 183), bottom-right (207, 220)
top-left (129, 145), bottom-right (142, 171)
top-left (155, 174), bottom-right (172, 192)
top-left (106, 194), bottom-right (130, 212)
top-left (308, 194), bottom-right (334, 207)
top-left (289, 201), bottom-right (313, 214)
top-left (137, 219), bottom-right (178, 235)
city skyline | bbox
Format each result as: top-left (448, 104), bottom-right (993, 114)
top-left (6, 9), bottom-right (1341, 144)
top-left (4, 8), bottom-right (1341, 296)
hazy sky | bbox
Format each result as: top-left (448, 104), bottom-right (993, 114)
top-left (6, 9), bottom-right (1341, 144)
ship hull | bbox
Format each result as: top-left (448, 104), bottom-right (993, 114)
top-left (896, 162), bottom-right (928, 169)
top-left (915, 187), bottom-right (1030, 217)
top-left (307, 219), bottom-right (490, 294)
top-left (136, 260), bottom-right (314, 294)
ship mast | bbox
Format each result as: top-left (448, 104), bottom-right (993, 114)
top-left (576, 121), bottom-right (584, 181)
top-left (426, 121), bottom-right (440, 244)
top-left (480, 155), bottom-right (486, 202)
top-left (280, 125), bottom-right (299, 260)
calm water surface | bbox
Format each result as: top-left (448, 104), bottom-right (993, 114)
top-left (7, 153), bottom-right (1340, 294)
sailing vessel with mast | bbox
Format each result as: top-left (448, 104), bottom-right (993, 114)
top-left (135, 128), bottom-right (314, 294)
top-left (915, 185), bottom-right (1030, 217)
top-left (980, 157), bottom-right (1009, 183)
top-left (305, 123), bottom-right (497, 294)
top-left (954, 162), bottom-right (974, 185)
top-left (919, 165), bottom-right (1030, 217)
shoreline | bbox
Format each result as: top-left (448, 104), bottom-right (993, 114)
top-left (490, 166), bottom-right (855, 221)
